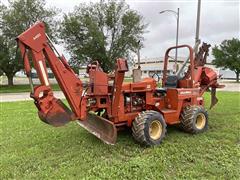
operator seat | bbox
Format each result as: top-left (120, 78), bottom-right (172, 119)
top-left (155, 75), bottom-right (179, 96)
top-left (165, 75), bottom-right (178, 88)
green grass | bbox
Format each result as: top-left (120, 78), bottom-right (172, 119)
top-left (0, 84), bottom-right (61, 93)
top-left (0, 92), bottom-right (239, 179)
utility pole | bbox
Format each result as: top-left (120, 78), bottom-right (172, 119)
top-left (175, 8), bottom-right (180, 73)
top-left (137, 41), bottom-right (141, 69)
top-left (195, 0), bottom-right (201, 52)
top-left (177, 0), bottom-right (202, 77)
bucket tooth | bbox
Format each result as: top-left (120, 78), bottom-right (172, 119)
top-left (77, 113), bottom-right (117, 145)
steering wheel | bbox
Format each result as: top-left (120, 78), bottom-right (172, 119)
top-left (152, 73), bottom-right (160, 82)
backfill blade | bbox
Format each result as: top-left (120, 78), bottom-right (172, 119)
top-left (77, 113), bottom-right (117, 145)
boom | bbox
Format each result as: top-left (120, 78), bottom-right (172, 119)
top-left (16, 22), bottom-right (128, 144)
top-left (17, 22), bottom-right (86, 125)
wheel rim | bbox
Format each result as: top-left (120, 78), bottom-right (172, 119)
top-left (195, 113), bottom-right (206, 129)
top-left (149, 120), bottom-right (162, 140)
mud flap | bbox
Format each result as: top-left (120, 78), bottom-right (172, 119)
top-left (77, 113), bottom-right (117, 145)
top-left (210, 87), bottom-right (218, 109)
top-left (38, 99), bottom-right (74, 127)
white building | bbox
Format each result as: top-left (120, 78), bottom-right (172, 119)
top-left (130, 57), bottom-right (224, 79)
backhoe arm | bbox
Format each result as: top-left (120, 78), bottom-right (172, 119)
top-left (17, 22), bottom-right (85, 126)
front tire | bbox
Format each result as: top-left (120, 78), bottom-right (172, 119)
top-left (180, 106), bottom-right (208, 134)
top-left (132, 110), bottom-right (167, 146)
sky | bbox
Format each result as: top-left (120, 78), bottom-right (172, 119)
top-left (1, 0), bottom-right (240, 60)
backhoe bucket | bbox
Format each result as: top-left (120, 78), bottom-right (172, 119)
top-left (38, 99), bottom-right (74, 127)
top-left (77, 113), bottom-right (117, 145)
top-left (210, 88), bottom-right (218, 109)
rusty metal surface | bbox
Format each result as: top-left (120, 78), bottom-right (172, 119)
top-left (210, 88), bottom-right (218, 109)
top-left (194, 42), bottom-right (211, 67)
top-left (38, 99), bottom-right (73, 127)
top-left (77, 113), bottom-right (117, 145)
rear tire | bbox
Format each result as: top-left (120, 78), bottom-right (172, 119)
top-left (180, 106), bottom-right (208, 134)
top-left (132, 110), bottom-right (167, 146)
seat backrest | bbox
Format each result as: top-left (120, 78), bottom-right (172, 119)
top-left (165, 75), bottom-right (178, 88)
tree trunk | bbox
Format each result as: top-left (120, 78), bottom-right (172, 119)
top-left (7, 74), bottom-right (14, 86)
top-left (236, 72), bottom-right (239, 83)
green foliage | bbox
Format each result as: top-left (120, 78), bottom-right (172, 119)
top-left (60, 0), bottom-right (147, 72)
top-left (0, 0), bottom-right (58, 85)
top-left (0, 0), bottom-right (58, 41)
top-left (212, 38), bottom-right (240, 82)
top-left (0, 35), bottom-right (22, 85)
top-left (0, 92), bottom-right (239, 179)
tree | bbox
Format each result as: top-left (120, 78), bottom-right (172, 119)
top-left (212, 38), bottom-right (240, 82)
top-left (0, 35), bottom-right (21, 85)
top-left (0, 0), bottom-right (58, 86)
top-left (60, 0), bottom-right (147, 72)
